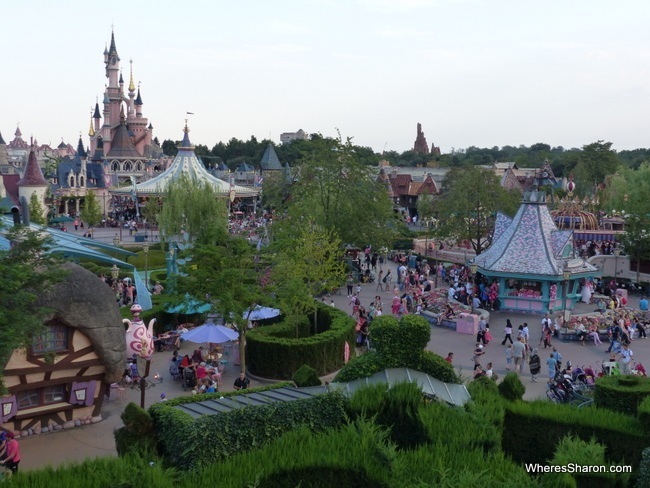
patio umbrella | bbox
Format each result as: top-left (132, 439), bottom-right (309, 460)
top-left (244, 305), bottom-right (281, 321)
top-left (181, 318), bottom-right (239, 344)
top-left (49, 216), bottom-right (75, 224)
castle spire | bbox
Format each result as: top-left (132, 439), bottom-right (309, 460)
top-left (109, 27), bottom-right (118, 56)
top-left (129, 58), bottom-right (135, 92)
top-left (88, 110), bottom-right (96, 137)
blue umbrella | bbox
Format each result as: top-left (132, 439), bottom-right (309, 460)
top-left (244, 305), bottom-right (281, 321)
top-left (181, 318), bottom-right (238, 344)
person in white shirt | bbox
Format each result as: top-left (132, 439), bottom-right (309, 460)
top-left (619, 343), bottom-right (634, 374)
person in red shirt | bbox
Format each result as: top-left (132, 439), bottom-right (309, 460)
top-left (445, 352), bottom-right (454, 364)
top-left (1, 432), bottom-right (20, 474)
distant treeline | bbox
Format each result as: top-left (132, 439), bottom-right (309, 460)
top-left (160, 136), bottom-right (650, 178)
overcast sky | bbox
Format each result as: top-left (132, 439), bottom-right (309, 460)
top-left (3, 0), bottom-right (649, 155)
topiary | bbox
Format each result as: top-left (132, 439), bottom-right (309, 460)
top-left (114, 402), bottom-right (157, 456)
top-left (468, 374), bottom-right (499, 397)
top-left (498, 372), bottom-right (525, 401)
top-left (293, 364), bottom-right (322, 387)
top-left (637, 447), bottom-right (650, 488)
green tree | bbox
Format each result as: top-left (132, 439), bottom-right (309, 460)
top-left (161, 139), bottom-right (178, 157)
top-left (157, 173), bottom-right (228, 246)
top-left (177, 236), bottom-right (266, 374)
top-left (571, 140), bottom-right (620, 189)
top-left (28, 193), bottom-right (47, 225)
top-left (604, 163), bottom-right (650, 217)
top-left (140, 197), bottom-right (161, 229)
top-left (619, 214), bottom-right (650, 284)
top-left (434, 166), bottom-right (521, 254)
top-left (272, 223), bottom-right (346, 333)
top-left (0, 225), bottom-right (66, 390)
top-left (288, 134), bottom-right (395, 248)
top-left (80, 191), bottom-right (103, 228)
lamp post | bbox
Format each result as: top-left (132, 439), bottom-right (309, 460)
top-left (470, 262), bottom-right (478, 313)
top-left (563, 264), bottom-right (571, 334)
top-left (143, 242), bottom-right (149, 291)
top-left (613, 248), bottom-right (621, 286)
top-left (111, 264), bottom-right (120, 294)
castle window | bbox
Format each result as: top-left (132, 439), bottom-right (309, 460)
top-left (17, 384), bottom-right (67, 410)
top-left (31, 325), bottom-right (69, 355)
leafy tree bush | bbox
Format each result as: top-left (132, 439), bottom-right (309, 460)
top-left (594, 375), bottom-right (650, 416)
top-left (292, 364), bottom-right (322, 387)
top-left (114, 402), bottom-right (157, 456)
top-left (468, 374), bottom-right (499, 396)
top-left (638, 396), bottom-right (650, 435)
top-left (334, 314), bottom-right (458, 384)
top-left (498, 372), bottom-right (525, 401)
top-left (636, 447), bottom-right (650, 488)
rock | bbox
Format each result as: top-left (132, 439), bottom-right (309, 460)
top-left (41, 427), bottom-right (49, 433)
top-left (75, 420), bottom-right (82, 426)
top-left (413, 123), bottom-right (430, 155)
top-left (20, 430), bottom-right (28, 437)
top-left (33, 425), bottom-right (41, 435)
top-left (63, 421), bottom-right (75, 429)
top-left (27, 428), bottom-right (33, 436)
top-left (53, 425), bottom-right (63, 431)
top-left (84, 419), bottom-right (91, 425)
top-left (90, 415), bottom-right (102, 424)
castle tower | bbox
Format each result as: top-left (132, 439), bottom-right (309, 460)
top-left (17, 146), bottom-right (49, 219)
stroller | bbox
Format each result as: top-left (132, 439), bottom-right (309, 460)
top-left (182, 367), bottom-right (197, 390)
top-left (632, 362), bottom-right (647, 376)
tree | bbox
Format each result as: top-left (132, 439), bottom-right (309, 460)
top-left (433, 166), bottom-right (521, 255)
top-left (604, 163), bottom-right (650, 218)
top-left (80, 191), bottom-right (102, 228)
top-left (272, 223), bottom-right (346, 334)
top-left (28, 193), bottom-right (47, 225)
top-left (0, 225), bottom-right (66, 390)
top-left (619, 214), bottom-right (650, 284)
top-left (288, 134), bottom-right (395, 248)
top-left (161, 139), bottom-right (178, 157)
top-left (571, 141), bottom-right (620, 189)
top-left (176, 236), bottom-right (266, 375)
top-left (157, 174), bottom-right (228, 247)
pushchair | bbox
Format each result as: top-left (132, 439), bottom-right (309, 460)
top-left (632, 362), bottom-right (647, 376)
top-left (182, 367), bottom-right (197, 390)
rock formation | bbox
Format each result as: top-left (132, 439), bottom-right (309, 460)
top-left (414, 123), bottom-right (430, 154)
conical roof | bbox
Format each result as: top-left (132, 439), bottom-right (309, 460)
top-left (259, 143), bottom-right (282, 170)
top-left (473, 190), bottom-right (598, 277)
top-left (18, 149), bottom-right (49, 187)
top-left (110, 124), bottom-right (258, 197)
top-left (107, 123), bottom-right (141, 158)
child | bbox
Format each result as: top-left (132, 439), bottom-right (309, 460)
top-left (356, 283), bottom-right (362, 295)
top-left (505, 344), bottom-right (513, 370)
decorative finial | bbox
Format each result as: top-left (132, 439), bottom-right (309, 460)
top-left (129, 58), bottom-right (135, 92)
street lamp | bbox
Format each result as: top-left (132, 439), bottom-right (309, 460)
top-left (613, 248), bottom-right (621, 285)
top-left (113, 234), bottom-right (120, 247)
top-left (563, 263), bottom-right (571, 334)
top-left (111, 264), bottom-right (120, 294)
top-left (143, 242), bottom-right (149, 291)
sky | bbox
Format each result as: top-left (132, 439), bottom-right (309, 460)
top-left (2, 0), bottom-right (650, 155)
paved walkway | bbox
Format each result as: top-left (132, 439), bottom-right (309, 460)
top-left (17, 256), bottom-right (650, 471)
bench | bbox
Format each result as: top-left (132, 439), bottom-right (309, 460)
top-left (560, 330), bottom-right (609, 342)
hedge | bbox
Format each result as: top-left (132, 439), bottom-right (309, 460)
top-left (334, 314), bottom-right (458, 384)
top-left (149, 388), bottom-right (348, 469)
top-left (594, 375), bottom-right (650, 416)
top-left (246, 302), bottom-right (356, 379)
top-left (502, 400), bottom-right (648, 469)
top-left (639, 396), bottom-right (650, 435)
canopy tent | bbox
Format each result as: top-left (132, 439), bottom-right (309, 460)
top-left (49, 216), bottom-right (75, 224)
top-left (165, 295), bottom-right (212, 315)
top-left (244, 305), bottom-right (281, 321)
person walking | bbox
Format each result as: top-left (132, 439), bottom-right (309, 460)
top-left (346, 274), bottom-right (354, 297)
top-left (384, 270), bottom-right (392, 291)
top-left (0, 432), bottom-right (20, 474)
top-left (551, 347), bottom-right (563, 371)
top-left (505, 344), bottom-right (513, 370)
top-left (547, 353), bottom-right (558, 379)
top-left (501, 319), bottom-right (514, 345)
top-left (376, 270), bottom-right (385, 292)
top-left (472, 343), bottom-right (485, 370)
top-left (512, 337), bottom-right (526, 374)
top-left (529, 348), bottom-right (541, 382)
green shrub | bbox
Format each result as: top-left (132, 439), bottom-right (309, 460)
top-left (293, 364), bottom-right (322, 387)
top-left (468, 374), bottom-right (499, 396)
top-left (347, 382), bottom-right (390, 420)
top-left (371, 314), bottom-right (430, 362)
top-left (502, 401), bottom-right (647, 469)
top-left (151, 390), bottom-right (349, 469)
top-left (376, 382), bottom-right (428, 449)
top-left (188, 420), bottom-right (394, 488)
top-left (246, 302), bottom-right (356, 379)
top-left (636, 447), bottom-right (650, 488)
top-left (550, 435), bottom-right (630, 488)
top-left (114, 402), bottom-right (157, 456)
top-left (594, 375), bottom-right (650, 416)
top-left (498, 372), bottom-right (525, 401)
top-left (638, 396), bottom-right (650, 435)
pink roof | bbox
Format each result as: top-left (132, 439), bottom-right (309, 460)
top-left (17, 150), bottom-right (49, 187)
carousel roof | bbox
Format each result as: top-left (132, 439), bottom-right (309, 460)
top-left (473, 190), bottom-right (599, 277)
top-left (110, 124), bottom-right (259, 198)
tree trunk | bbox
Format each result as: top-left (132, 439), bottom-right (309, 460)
top-left (239, 328), bottom-right (246, 375)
